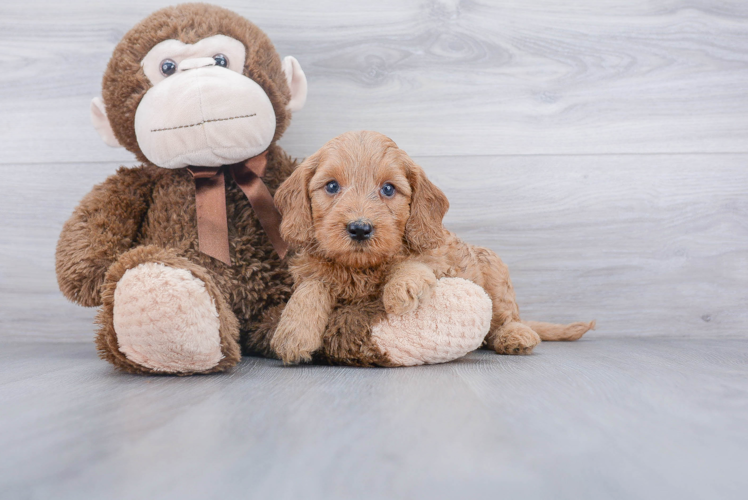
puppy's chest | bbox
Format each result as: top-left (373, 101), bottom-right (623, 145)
top-left (292, 256), bottom-right (393, 305)
top-left (328, 268), bottom-right (388, 305)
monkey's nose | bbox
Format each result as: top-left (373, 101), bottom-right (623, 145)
top-left (179, 57), bottom-right (217, 71)
top-left (347, 220), bottom-right (373, 241)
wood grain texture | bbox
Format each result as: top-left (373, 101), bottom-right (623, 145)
top-left (1, 339), bottom-right (747, 499)
top-left (1, 154), bottom-right (745, 341)
top-left (1, 0), bottom-right (748, 163)
top-left (430, 153), bottom-right (748, 338)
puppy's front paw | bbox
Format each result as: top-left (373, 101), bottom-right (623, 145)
top-left (270, 319), bottom-right (323, 364)
top-left (492, 323), bottom-right (541, 355)
top-left (383, 272), bottom-right (437, 316)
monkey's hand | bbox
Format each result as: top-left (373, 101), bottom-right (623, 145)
top-left (270, 280), bottom-right (333, 364)
top-left (56, 166), bottom-right (156, 307)
top-left (382, 261), bottom-right (437, 316)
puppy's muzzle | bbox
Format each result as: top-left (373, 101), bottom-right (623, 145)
top-left (347, 219), bottom-right (373, 241)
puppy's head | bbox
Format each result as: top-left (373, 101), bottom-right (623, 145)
top-left (276, 131), bottom-right (449, 268)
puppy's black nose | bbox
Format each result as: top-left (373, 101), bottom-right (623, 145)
top-left (347, 220), bottom-right (373, 241)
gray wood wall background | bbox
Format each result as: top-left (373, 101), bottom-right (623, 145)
top-left (1, 0), bottom-right (746, 342)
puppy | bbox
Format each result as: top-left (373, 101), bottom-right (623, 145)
top-left (271, 131), bottom-right (594, 364)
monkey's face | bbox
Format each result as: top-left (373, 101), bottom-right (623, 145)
top-left (90, 5), bottom-right (307, 169)
top-left (134, 35), bottom-right (277, 169)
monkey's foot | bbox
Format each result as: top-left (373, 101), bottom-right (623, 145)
top-left (112, 263), bottom-right (225, 373)
top-left (371, 278), bottom-right (492, 366)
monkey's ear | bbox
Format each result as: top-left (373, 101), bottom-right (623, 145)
top-left (90, 97), bottom-right (123, 148)
top-left (275, 152), bottom-right (320, 248)
top-left (282, 56), bottom-right (307, 113)
top-left (404, 160), bottom-right (449, 252)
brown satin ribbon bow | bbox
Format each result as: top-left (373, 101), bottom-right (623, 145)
top-left (187, 151), bottom-right (288, 265)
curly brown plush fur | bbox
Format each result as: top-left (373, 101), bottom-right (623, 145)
top-left (55, 4), bottom-right (298, 374)
top-left (271, 131), bottom-right (595, 364)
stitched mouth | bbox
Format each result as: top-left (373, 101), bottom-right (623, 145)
top-left (150, 113), bottom-right (256, 133)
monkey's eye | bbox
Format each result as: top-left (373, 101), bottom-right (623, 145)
top-left (325, 180), bottom-right (340, 195)
top-left (160, 59), bottom-right (177, 76)
top-left (380, 183), bottom-right (396, 198)
top-left (213, 54), bottom-right (228, 68)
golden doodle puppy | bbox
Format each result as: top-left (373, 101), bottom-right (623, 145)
top-left (271, 131), bottom-right (594, 364)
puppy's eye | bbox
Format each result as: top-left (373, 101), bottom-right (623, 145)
top-left (160, 59), bottom-right (177, 76)
top-left (213, 54), bottom-right (228, 68)
top-left (380, 183), bottom-right (396, 198)
top-left (325, 180), bottom-right (340, 195)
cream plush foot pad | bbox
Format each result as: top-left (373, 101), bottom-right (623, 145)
top-left (371, 277), bottom-right (492, 366)
top-left (113, 262), bottom-right (223, 373)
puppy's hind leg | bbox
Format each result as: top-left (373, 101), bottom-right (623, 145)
top-left (477, 250), bottom-right (540, 355)
top-left (487, 321), bottom-right (541, 355)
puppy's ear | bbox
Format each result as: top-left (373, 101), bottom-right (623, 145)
top-left (275, 152), bottom-right (320, 248)
top-left (404, 160), bottom-right (449, 252)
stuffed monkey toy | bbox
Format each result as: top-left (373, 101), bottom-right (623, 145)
top-left (56, 3), bottom-right (493, 374)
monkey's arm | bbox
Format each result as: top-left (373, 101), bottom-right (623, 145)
top-left (270, 279), bottom-right (334, 364)
top-left (55, 166), bottom-right (156, 307)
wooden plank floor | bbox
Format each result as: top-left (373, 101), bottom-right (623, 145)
top-left (1, 339), bottom-right (747, 500)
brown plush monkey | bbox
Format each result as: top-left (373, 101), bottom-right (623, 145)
top-left (56, 4), bottom-right (308, 374)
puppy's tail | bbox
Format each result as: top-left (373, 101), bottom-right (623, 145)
top-left (522, 320), bottom-right (596, 341)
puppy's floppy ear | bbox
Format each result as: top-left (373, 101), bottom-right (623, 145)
top-left (275, 152), bottom-right (320, 248)
top-left (404, 159), bottom-right (449, 252)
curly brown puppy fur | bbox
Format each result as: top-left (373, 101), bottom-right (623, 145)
top-left (272, 131), bottom-right (595, 364)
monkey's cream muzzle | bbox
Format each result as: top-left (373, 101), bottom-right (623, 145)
top-left (134, 63), bottom-right (276, 169)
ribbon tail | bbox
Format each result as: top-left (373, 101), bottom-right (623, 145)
top-left (232, 159), bottom-right (289, 260)
top-left (245, 180), bottom-right (289, 260)
top-left (193, 170), bottom-right (231, 265)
